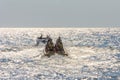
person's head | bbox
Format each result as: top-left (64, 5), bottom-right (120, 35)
top-left (58, 36), bottom-right (62, 42)
top-left (58, 36), bottom-right (61, 39)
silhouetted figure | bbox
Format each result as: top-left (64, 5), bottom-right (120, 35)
top-left (44, 38), bottom-right (55, 57)
top-left (55, 37), bottom-right (68, 56)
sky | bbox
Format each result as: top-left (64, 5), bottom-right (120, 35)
top-left (0, 0), bottom-right (120, 27)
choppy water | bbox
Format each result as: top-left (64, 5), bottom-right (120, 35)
top-left (0, 28), bottom-right (120, 80)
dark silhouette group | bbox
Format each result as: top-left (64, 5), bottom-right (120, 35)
top-left (44, 36), bottom-right (68, 57)
top-left (36, 34), bottom-right (68, 57)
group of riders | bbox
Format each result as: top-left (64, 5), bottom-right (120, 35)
top-left (36, 34), bottom-right (68, 57)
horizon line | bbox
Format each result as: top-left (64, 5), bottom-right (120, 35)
top-left (0, 26), bottom-right (119, 28)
